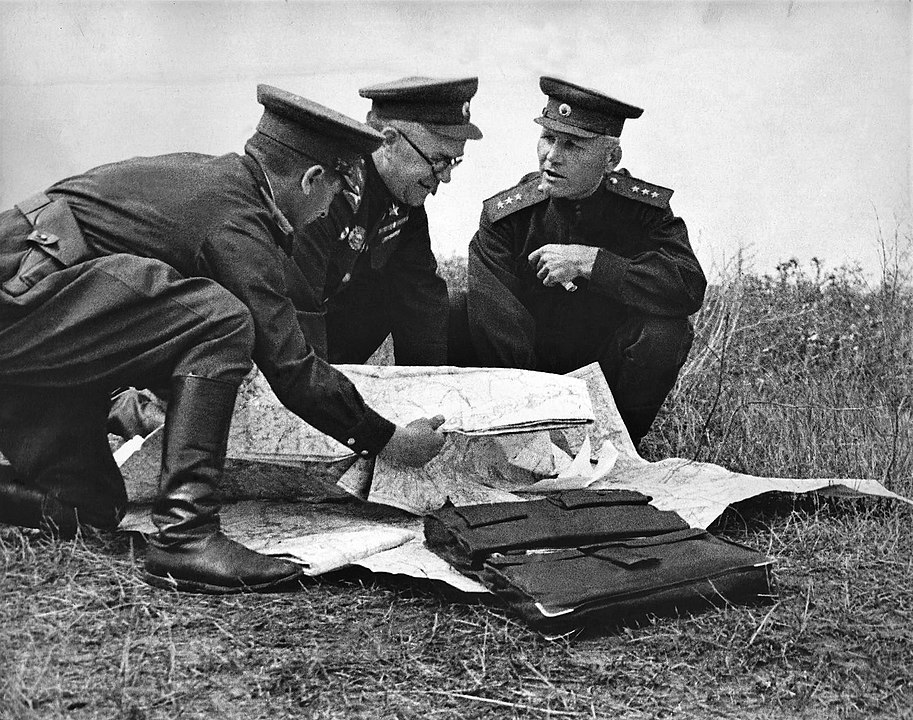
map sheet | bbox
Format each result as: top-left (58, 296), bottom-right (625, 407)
top-left (116, 363), bottom-right (910, 594)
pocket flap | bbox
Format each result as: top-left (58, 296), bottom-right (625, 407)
top-left (546, 489), bottom-right (651, 510)
top-left (619, 528), bottom-right (706, 548)
top-left (453, 502), bottom-right (530, 528)
top-left (585, 545), bottom-right (661, 567)
top-left (32, 200), bottom-right (87, 266)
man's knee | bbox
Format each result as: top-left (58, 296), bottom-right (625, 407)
top-left (105, 254), bottom-right (256, 356)
top-left (621, 316), bottom-right (694, 372)
top-left (172, 283), bottom-right (255, 383)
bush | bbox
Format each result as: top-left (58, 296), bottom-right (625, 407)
top-left (650, 254), bottom-right (912, 490)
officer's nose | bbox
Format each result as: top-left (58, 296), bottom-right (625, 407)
top-left (545, 143), bottom-right (562, 163)
top-left (436, 164), bottom-right (454, 184)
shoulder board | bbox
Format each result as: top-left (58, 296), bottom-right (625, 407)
top-left (605, 171), bottom-right (673, 208)
top-left (483, 174), bottom-right (548, 222)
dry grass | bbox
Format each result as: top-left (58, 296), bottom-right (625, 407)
top-left (2, 242), bottom-right (912, 720)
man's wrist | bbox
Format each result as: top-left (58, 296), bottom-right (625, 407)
top-left (576, 246), bottom-right (599, 279)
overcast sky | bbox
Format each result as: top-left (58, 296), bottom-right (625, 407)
top-left (1, 0), bottom-right (909, 280)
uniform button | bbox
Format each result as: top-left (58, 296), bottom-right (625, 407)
top-left (360, 450), bottom-right (369, 456)
top-left (346, 438), bottom-right (356, 446)
top-left (341, 273), bottom-right (351, 284)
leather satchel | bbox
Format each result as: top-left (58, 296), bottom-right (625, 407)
top-left (424, 490), bottom-right (776, 633)
top-left (424, 489), bottom-right (689, 570)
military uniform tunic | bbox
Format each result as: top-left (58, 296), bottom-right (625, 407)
top-left (457, 169), bottom-right (706, 445)
top-left (0, 152), bottom-right (394, 456)
top-left (465, 169), bottom-right (706, 370)
top-left (293, 156), bottom-right (449, 365)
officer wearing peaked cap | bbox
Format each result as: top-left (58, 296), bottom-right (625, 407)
top-left (291, 76), bottom-right (482, 367)
top-left (0, 84), bottom-right (446, 594)
top-left (450, 76), bottom-right (707, 451)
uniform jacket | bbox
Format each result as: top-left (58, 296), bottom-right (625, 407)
top-left (466, 169), bottom-right (707, 368)
top-left (0, 152), bottom-right (395, 455)
top-left (292, 155), bottom-right (449, 364)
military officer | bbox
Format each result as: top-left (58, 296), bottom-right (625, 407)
top-left (291, 76), bottom-right (482, 365)
top-left (0, 85), bottom-right (446, 594)
top-left (450, 77), bottom-right (707, 449)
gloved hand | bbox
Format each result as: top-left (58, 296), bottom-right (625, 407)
top-left (380, 414), bottom-right (446, 466)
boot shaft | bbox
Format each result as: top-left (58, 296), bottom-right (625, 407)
top-left (152, 375), bottom-right (239, 547)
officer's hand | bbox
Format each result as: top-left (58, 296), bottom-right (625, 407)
top-left (528, 244), bottom-right (598, 287)
top-left (380, 414), bottom-right (446, 467)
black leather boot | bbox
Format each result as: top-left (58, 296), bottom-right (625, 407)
top-left (0, 471), bottom-right (79, 538)
top-left (0, 385), bottom-right (126, 536)
top-left (143, 375), bottom-right (303, 594)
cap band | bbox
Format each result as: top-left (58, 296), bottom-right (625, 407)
top-left (540, 97), bottom-right (625, 136)
top-left (257, 113), bottom-right (355, 167)
top-left (372, 100), bottom-right (472, 126)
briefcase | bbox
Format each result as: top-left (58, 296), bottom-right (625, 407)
top-left (424, 489), bottom-right (689, 570)
top-left (424, 490), bottom-right (776, 633)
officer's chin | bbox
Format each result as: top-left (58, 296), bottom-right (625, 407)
top-left (537, 175), bottom-right (560, 197)
top-left (407, 184), bottom-right (432, 206)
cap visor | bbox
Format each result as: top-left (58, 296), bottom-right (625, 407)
top-left (424, 122), bottom-right (483, 141)
top-left (533, 116), bottom-right (600, 139)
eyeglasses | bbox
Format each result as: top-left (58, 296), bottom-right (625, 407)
top-left (396, 128), bottom-right (463, 180)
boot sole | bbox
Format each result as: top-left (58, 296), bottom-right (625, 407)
top-left (143, 569), bottom-right (305, 595)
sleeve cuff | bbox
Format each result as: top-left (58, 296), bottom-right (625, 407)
top-left (340, 406), bottom-right (397, 457)
top-left (589, 248), bottom-right (630, 299)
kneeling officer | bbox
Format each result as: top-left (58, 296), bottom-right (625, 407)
top-left (0, 85), bottom-right (446, 593)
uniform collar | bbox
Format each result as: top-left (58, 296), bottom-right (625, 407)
top-left (550, 178), bottom-right (607, 217)
top-left (241, 153), bottom-right (295, 255)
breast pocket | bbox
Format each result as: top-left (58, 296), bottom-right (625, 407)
top-left (2, 231), bottom-right (69, 297)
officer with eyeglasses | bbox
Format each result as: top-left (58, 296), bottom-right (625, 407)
top-left (0, 85), bottom-right (447, 594)
top-left (291, 76), bottom-right (482, 366)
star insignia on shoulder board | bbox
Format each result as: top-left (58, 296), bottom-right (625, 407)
top-left (484, 175), bottom-right (548, 221)
top-left (605, 170), bottom-right (674, 209)
top-left (389, 204), bottom-right (399, 216)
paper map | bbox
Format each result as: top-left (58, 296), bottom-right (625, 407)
top-left (116, 363), bottom-right (910, 594)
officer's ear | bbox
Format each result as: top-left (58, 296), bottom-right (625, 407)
top-left (300, 165), bottom-right (326, 196)
top-left (604, 141), bottom-right (622, 174)
top-left (371, 127), bottom-right (401, 170)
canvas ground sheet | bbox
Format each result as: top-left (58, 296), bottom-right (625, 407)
top-left (116, 364), bottom-right (910, 594)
